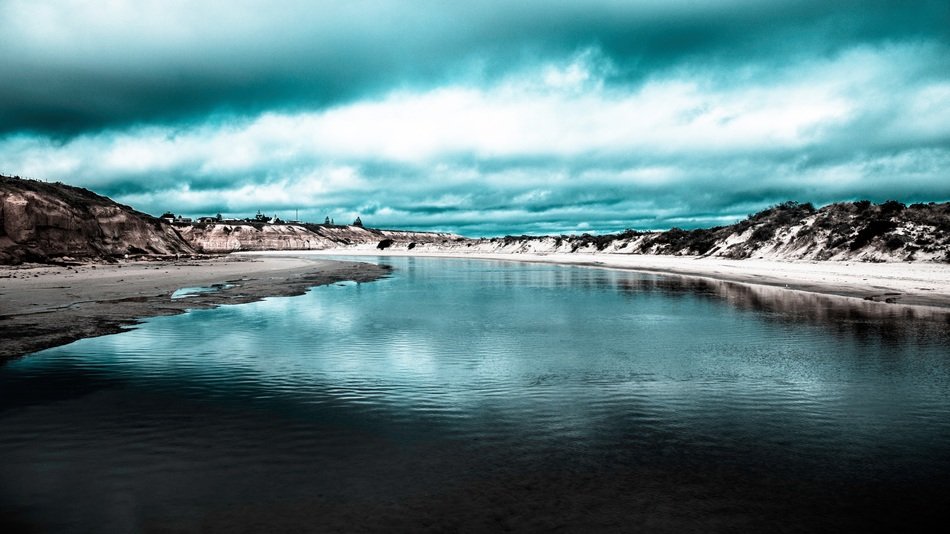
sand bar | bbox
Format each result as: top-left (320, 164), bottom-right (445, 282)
top-left (273, 249), bottom-right (950, 310)
top-left (0, 256), bottom-right (389, 360)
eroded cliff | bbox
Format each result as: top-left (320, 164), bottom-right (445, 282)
top-left (0, 175), bottom-right (195, 264)
top-left (178, 222), bottom-right (460, 253)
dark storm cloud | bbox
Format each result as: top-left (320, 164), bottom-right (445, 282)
top-left (2, 0), bottom-right (948, 134)
top-left (2, 1), bottom-right (949, 235)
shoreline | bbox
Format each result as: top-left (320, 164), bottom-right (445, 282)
top-left (0, 256), bottom-right (390, 361)
top-left (262, 249), bottom-right (950, 311)
top-left (3, 249), bottom-right (947, 361)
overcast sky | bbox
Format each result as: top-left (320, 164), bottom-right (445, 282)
top-left (2, 1), bottom-right (948, 235)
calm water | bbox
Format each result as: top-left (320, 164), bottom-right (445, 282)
top-left (2, 257), bottom-right (949, 532)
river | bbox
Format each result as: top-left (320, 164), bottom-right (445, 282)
top-left (2, 256), bottom-right (949, 532)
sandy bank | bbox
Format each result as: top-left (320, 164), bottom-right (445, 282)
top-left (0, 256), bottom-right (389, 360)
top-left (272, 249), bottom-right (950, 310)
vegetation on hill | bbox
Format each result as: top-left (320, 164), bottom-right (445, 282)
top-left (478, 200), bottom-right (949, 262)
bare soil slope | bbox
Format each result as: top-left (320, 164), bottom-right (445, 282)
top-left (179, 222), bottom-right (461, 253)
top-left (0, 175), bottom-right (194, 264)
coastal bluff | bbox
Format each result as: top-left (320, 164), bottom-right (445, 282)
top-left (2, 174), bottom-right (946, 265)
top-left (0, 175), bottom-right (194, 264)
top-left (178, 223), bottom-right (460, 253)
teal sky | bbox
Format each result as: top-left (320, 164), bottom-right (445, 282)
top-left (1, 0), bottom-right (948, 235)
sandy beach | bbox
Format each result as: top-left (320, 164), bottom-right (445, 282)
top-left (0, 256), bottom-right (389, 360)
top-left (280, 249), bottom-right (950, 310)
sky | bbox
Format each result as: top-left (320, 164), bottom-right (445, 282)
top-left (1, 1), bottom-right (948, 236)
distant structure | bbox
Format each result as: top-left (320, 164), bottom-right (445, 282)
top-left (160, 209), bottom-right (335, 227)
top-left (353, 216), bottom-right (363, 227)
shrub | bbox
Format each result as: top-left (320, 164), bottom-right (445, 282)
top-left (689, 235), bottom-right (718, 254)
top-left (884, 236), bottom-right (905, 250)
top-left (879, 200), bottom-right (906, 216)
top-left (795, 225), bottom-right (815, 239)
top-left (749, 224), bottom-right (776, 242)
top-left (850, 219), bottom-right (896, 250)
top-left (377, 239), bottom-right (393, 249)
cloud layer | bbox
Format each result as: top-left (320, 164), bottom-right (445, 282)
top-left (2, 1), bottom-right (948, 234)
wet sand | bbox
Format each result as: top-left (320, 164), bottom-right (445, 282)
top-left (0, 256), bottom-right (389, 360)
top-left (282, 249), bottom-right (950, 310)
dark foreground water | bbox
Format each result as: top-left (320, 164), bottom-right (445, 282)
top-left (2, 257), bottom-right (949, 533)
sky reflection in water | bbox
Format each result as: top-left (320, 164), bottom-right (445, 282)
top-left (1, 257), bottom-right (948, 532)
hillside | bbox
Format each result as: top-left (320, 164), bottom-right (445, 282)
top-left (0, 175), bottom-right (194, 264)
top-left (168, 200), bottom-right (950, 262)
top-left (383, 201), bottom-right (950, 262)
top-left (3, 175), bottom-right (945, 264)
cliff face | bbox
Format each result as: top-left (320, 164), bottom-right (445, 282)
top-left (0, 175), bottom-right (195, 264)
top-left (178, 222), bottom-right (460, 253)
